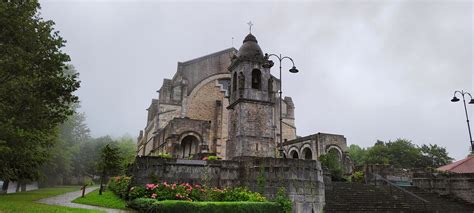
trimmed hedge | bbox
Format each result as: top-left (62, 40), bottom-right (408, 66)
top-left (128, 198), bottom-right (283, 213)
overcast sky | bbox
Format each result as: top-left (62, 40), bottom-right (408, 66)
top-left (40, 0), bottom-right (473, 160)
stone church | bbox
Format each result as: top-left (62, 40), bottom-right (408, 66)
top-left (136, 32), bottom-right (351, 171)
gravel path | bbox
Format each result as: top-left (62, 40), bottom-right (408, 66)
top-left (37, 186), bottom-right (132, 213)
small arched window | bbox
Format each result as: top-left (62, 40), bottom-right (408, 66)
top-left (251, 69), bottom-right (261, 90)
top-left (232, 72), bottom-right (237, 92)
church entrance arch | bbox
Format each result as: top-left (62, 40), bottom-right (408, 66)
top-left (179, 135), bottom-right (199, 158)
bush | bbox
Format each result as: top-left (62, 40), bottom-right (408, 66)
top-left (128, 199), bottom-right (283, 213)
top-left (350, 171), bottom-right (365, 183)
top-left (108, 176), bottom-right (132, 199)
top-left (129, 182), bottom-right (267, 202)
top-left (205, 156), bottom-right (221, 161)
top-left (157, 153), bottom-right (172, 159)
top-left (273, 187), bottom-right (292, 213)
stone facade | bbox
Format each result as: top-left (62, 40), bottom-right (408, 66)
top-left (282, 133), bottom-right (353, 174)
top-left (131, 32), bottom-right (356, 213)
top-left (413, 172), bottom-right (474, 204)
top-left (129, 156), bottom-right (325, 213)
top-left (137, 35), bottom-right (303, 159)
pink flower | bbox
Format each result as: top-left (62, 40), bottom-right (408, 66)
top-left (151, 193), bottom-right (157, 199)
top-left (202, 157), bottom-right (208, 160)
top-left (146, 184), bottom-right (156, 190)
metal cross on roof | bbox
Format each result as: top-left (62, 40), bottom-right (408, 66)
top-left (247, 21), bottom-right (253, 33)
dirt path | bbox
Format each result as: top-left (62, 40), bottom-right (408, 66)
top-left (37, 186), bottom-right (132, 213)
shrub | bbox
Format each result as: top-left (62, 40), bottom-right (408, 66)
top-left (157, 153), bottom-right (172, 159)
top-left (206, 156), bottom-right (221, 161)
top-left (126, 182), bottom-right (267, 203)
top-left (273, 187), bottom-right (292, 213)
top-left (107, 176), bottom-right (132, 199)
top-left (128, 199), bottom-right (283, 213)
top-left (350, 171), bottom-right (365, 183)
top-left (222, 187), bottom-right (266, 202)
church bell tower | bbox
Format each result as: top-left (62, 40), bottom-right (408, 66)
top-left (226, 33), bottom-right (276, 159)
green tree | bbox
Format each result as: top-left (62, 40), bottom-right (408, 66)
top-left (98, 144), bottom-right (122, 195)
top-left (365, 141), bottom-right (390, 165)
top-left (347, 144), bottom-right (367, 167)
top-left (39, 100), bottom-right (91, 186)
top-left (0, 1), bottom-right (79, 193)
top-left (115, 135), bottom-right (137, 170)
top-left (419, 144), bottom-right (453, 169)
top-left (385, 139), bottom-right (421, 168)
top-left (320, 150), bottom-right (343, 181)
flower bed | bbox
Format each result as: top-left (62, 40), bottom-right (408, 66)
top-left (129, 182), bottom-right (267, 202)
top-left (108, 176), bottom-right (291, 212)
top-left (128, 199), bottom-right (283, 213)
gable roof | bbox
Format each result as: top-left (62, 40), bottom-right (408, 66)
top-left (437, 155), bottom-right (474, 173)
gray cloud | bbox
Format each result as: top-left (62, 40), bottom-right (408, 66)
top-left (40, 0), bottom-right (472, 160)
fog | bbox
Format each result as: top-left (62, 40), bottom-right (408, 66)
top-left (40, 0), bottom-right (473, 160)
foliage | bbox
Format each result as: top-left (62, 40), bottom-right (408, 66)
top-left (349, 171), bottom-right (365, 183)
top-left (273, 187), bottom-right (292, 213)
top-left (205, 156), bottom-right (221, 161)
top-left (128, 199), bottom-right (283, 213)
top-left (348, 139), bottom-right (453, 170)
top-left (107, 176), bottom-right (132, 199)
top-left (116, 135), bottom-right (137, 168)
top-left (419, 144), bottom-right (453, 168)
top-left (157, 153), bottom-right (172, 159)
top-left (0, 186), bottom-right (100, 212)
top-left (319, 151), bottom-right (343, 181)
top-left (123, 181), bottom-right (267, 202)
top-left (347, 144), bottom-right (367, 167)
top-left (0, 0), bottom-right (80, 185)
top-left (72, 189), bottom-right (129, 210)
top-left (98, 144), bottom-right (123, 194)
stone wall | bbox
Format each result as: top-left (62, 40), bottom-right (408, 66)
top-left (412, 172), bottom-right (474, 204)
top-left (364, 164), bottom-right (413, 183)
top-left (128, 156), bottom-right (325, 213)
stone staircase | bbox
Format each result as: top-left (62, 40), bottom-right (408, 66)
top-left (324, 182), bottom-right (474, 213)
top-left (396, 186), bottom-right (474, 212)
top-left (325, 182), bottom-right (410, 212)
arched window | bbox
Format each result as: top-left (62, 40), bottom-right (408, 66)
top-left (302, 147), bottom-right (313, 160)
top-left (290, 150), bottom-right (299, 159)
top-left (232, 72), bottom-right (237, 92)
top-left (251, 69), bottom-right (261, 89)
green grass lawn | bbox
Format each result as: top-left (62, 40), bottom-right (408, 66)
top-left (0, 186), bottom-right (102, 213)
top-left (72, 189), bottom-right (128, 210)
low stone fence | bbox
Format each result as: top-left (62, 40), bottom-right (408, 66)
top-left (413, 172), bottom-right (474, 204)
top-left (364, 164), bottom-right (413, 185)
top-left (128, 156), bottom-right (325, 213)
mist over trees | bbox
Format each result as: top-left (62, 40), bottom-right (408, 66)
top-left (348, 139), bottom-right (454, 169)
top-left (0, 1), bottom-right (136, 192)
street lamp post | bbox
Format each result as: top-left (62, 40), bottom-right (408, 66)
top-left (264, 53), bottom-right (299, 158)
top-left (451, 90), bottom-right (474, 153)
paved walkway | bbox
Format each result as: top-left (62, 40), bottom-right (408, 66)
top-left (37, 186), bottom-right (132, 213)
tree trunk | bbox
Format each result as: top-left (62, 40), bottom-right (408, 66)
top-left (99, 169), bottom-right (105, 195)
top-left (15, 181), bottom-right (21, 193)
top-left (21, 182), bottom-right (26, 192)
top-left (1, 180), bottom-right (9, 194)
